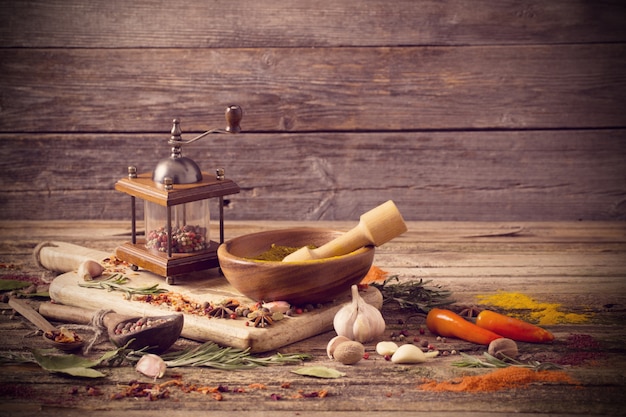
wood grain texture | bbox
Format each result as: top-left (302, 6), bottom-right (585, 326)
top-left (1, 130), bottom-right (624, 221)
top-left (1, 45), bottom-right (625, 132)
top-left (0, 0), bottom-right (625, 222)
top-left (0, 220), bottom-right (625, 415)
top-left (1, 0), bottom-right (625, 47)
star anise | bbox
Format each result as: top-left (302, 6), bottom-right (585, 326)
top-left (206, 299), bottom-right (240, 319)
top-left (457, 305), bottom-right (482, 318)
top-left (207, 305), bottom-right (234, 318)
top-left (250, 308), bottom-right (274, 328)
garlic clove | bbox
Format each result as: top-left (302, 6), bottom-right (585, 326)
top-left (135, 353), bottom-right (167, 379)
top-left (391, 344), bottom-right (427, 364)
top-left (376, 341), bottom-right (399, 356)
top-left (262, 301), bottom-right (291, 314)
top-left (77, 259), bottom-right (104, 281)
top-left (327, 335), bottom-right (351, 359)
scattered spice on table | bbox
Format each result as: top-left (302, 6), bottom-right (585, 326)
top-left (475, 291), bottom-right (591, 325)
top-left (417, 367), bottom-right (579, 393)
top-left (360, 265), bottom-right (389, 284)
top-left (109, 377), bottom-right (329, 401)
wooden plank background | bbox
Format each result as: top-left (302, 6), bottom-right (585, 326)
top-left (0, 0), bottom-right (625, 221)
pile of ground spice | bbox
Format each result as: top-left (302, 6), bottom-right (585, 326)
top-left (475, 291), bottom-right (590, 325)
top-left (555, 333), bottom-right (606, 366)
top-left (417, 367), bottom-right (579, 393)
top-left (359, 265), bottom-right (388, 284)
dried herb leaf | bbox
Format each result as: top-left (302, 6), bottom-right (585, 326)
top-left (157, 341), bottom-right (312, 370)
top-left (372, 276), bottom-right (454, 313)
top-left (452, 352), bottom-right (563, 370)
top-left (0, 280), bottom-right (31, 291)
top-left (29, 343), bottom-right (136, 378)
top-left (291, 366), bottom-right (346, 379)
top-left (31, 349), bottom-right (106, 378)
top-left (79, 274), bottom-right (168, 299)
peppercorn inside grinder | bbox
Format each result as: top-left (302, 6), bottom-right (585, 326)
top-left (114, 105), bottom-right (242, 284)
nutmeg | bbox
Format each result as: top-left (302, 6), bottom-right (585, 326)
top-left (326, 335), bottom-right (351, 359)
top-left (332, 341), bottom-right (365, 365)
top-left (488, 338), bottom-right (519, 359)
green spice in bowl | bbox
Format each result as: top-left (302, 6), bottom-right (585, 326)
top-left (217, 227), bottom-right (375, 305)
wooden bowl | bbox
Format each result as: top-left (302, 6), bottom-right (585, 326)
top-left (217, 228), bottom-right (375, 305)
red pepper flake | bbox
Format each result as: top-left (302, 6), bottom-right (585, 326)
top-left (86, 385), bottom-right (103, 396)
top-left (554, 333), bottom-right (606, 366)
top-left (248, 383), bottom-right (267, 390)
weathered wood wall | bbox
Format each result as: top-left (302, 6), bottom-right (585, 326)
top-left (1, 0), bottom-right (625, 221)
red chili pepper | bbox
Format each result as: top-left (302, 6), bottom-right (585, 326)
top-left (426, 308), bottom-right (503, 345)
top-left (475, 310), bottom-right (554, 343)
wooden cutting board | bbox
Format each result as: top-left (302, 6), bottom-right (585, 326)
top-left (48, 256), bottom-right (382, 353)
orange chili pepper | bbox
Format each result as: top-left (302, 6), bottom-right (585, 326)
top-left (475, 310), bottom-right (554, 343)
top-left (426, 308), bottom-right (503, 345)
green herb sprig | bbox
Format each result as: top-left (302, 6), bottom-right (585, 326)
top-left (154, 341), bottom-right (312, 370)
top-left (79, 274), bottom-right (168, 299)
top-left (452, 352), bottom-right (563, 371)
top-left (371, 275), bottom-right (454, 313)
top-left (0, 340), bottom-right (311, 377)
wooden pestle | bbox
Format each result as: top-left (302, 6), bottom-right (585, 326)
top-left (282, 200), bottom-right (407, 262)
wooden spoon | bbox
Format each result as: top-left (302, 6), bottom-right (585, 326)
top-left (8, 298), bottom-right (84, 352)
top-left (282, 200), bottom-right (407, 262)
top-left (39, 302), bottom-right (183, 353)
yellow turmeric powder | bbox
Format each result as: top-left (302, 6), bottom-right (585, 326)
top-left (476, 291), bottom-right (590, 325)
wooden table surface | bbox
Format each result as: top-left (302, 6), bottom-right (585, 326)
top-left (1, 220), bottom-right (625, 416)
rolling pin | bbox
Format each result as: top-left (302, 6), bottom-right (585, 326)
top-left (34, 241), bottom-right (110, 273)
top-left (282, 200), bottom-right (407, 262)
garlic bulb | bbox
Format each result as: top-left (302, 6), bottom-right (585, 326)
top-left (333, 285), bottom-right (386, 343)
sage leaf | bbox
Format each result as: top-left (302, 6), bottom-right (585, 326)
top-left (31, 349), bottom-right (106, 378)
top-left (0, 280), bottom-right (31, 291)
top-left (291, 366), bottom-right (346, 379)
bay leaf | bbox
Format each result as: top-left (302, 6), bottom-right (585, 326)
top-left (0, 280), bottom-right (31, 291)
top-left (291, 366), bottom-right (346, 379)
top-left (31, 349), bottom-right (106, 378)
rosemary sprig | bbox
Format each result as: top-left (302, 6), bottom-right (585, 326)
top-left (371, 275), bottom-right (454, 313)
top-left (79, 274), bottom-right (168, 299)
top-left (452, 352), bottom-right (563, 371)
top-left (155, 342), bottom-right (312, 370)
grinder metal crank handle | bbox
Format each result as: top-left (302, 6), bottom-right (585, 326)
top-left (282, 200), bottom-right (407, 262)
top-left (34, 241), bottom-right (111, 273)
